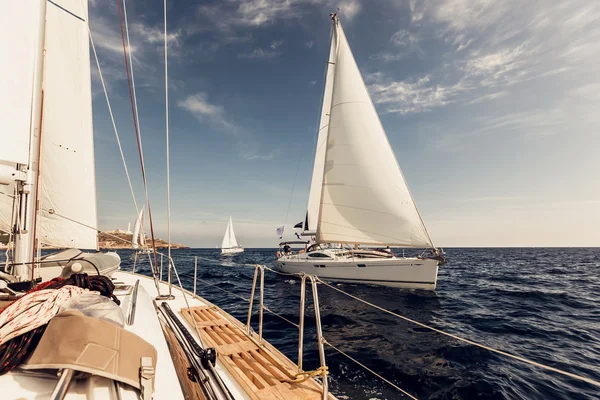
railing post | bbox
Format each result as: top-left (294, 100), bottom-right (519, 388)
top-left (160, 253), bottom-right (163, 281)
top-left (309, 275), bottom-right (328, 399)
top-left (156, 254), bottom-right (175, 300)
top-left (298, 273), bottom-right (307, 372)
top-left (246, 265), bottom-right (259, 335)
top-left (193, 256), bottom-right (197, 297)
top-left (259, 266), bottom-right (264, 342)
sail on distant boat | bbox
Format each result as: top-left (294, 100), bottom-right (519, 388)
top-left (275, 14), bottom-right (446, 290)
top-left (131, 206), bottom-right (147, 249)
top-left (221, 216), bottom-right (243, 255)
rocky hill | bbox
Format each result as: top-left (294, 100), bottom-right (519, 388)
top-left (98, 231), bottom-right (188, 249)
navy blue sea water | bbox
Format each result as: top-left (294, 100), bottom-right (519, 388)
top-left (6, 248), bottom-right (599, 399)
top-left (120, 247), bottom-right (599, 400)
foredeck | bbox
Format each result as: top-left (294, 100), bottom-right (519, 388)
top-left (182, 306), bottom-right (326, 400)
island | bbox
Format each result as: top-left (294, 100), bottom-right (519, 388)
top-left (98, 231), bottom-right (189, 249)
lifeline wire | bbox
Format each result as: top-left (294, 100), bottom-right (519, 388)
top-left (316, 277), bottom-right (600, 388)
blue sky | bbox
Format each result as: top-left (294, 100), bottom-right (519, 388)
top-left (89, 0), bottom-right (600, 247)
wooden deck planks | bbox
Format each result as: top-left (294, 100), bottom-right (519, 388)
top-left (181, 305), bottom-right (327, 400)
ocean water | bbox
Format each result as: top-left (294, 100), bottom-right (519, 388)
top-left (120, 247), bottom-right (599, 400)
top-left (5, 247), bottom-right (600, 399)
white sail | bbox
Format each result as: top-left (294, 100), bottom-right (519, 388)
top-left (37, 0), bottom-right (98, 249)
top-left (316, 20), bottom-right (432, 248)
top-left (221, 217), bottom-right (239, 249)
top-left (0, 0), bottom-right (43, 165)
top-left (132, 207), bottom-right (144, 249)
top-left (0, 0), bottom-right (45, 235)
top-left (304, 28), bottom-right (338, 233)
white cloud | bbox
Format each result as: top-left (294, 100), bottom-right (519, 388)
top-left (238, 48), bottom-right (281, 59)
top-left (336, 0), bottom-right (361, 21)
top-left (369, 0), bottom-right (600, 114)
top-left (305, 40), bottom-right (314, 48)
top-left (369, 75), bottom-right (468, 114)
top-left (130, 23), bottom-right (181, 46)
top-left (177, 93), bottom-right (239, 133)
top-left (270, 40), bottom-right (284, 49)
top-left (178, 93), bottom-right (279, 161)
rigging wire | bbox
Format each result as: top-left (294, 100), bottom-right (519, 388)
top-left (315, 277), bottom-right (600, 388)
top-left (164, 0), bottom-right (172, 282)
top-left (116, 0), bottom-right (160, 273)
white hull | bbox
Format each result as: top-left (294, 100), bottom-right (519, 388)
top-left (276, 253), bottom-right (439, 290)
top-left (221, 246), bottom-right (244, 255)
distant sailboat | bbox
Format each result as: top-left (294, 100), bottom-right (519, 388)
top-left (221, 216), bottom-right (243, 255)
top-left (131, 206), bottom-right (147, 249)
top-left (275, 14), bottom-right (446, 290)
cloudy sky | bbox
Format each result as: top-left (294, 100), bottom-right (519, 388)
top-left (88, 0), bottom-right (600, 247)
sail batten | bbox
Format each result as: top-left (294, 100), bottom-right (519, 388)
top-left (315, 19), bottom-right (432, 248)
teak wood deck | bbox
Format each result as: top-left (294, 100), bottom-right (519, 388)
top-left (181, 306), bottom-right (326, 400)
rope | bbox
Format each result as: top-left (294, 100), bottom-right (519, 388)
top-left (280, 366), bottom-right (329, 384)
top-left (0, 286), bottom-right (86, 345)
top-left (316, 278), bottom-right (600, 388)
top-left (0, 273), bottom-right (119, 375)
top-left (324, 340), bottom-right (417, 399)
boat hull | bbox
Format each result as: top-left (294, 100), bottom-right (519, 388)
top-left (276, 255), bottom-right (439, 290)
top-left (221, 247), bottom-right (244, 255)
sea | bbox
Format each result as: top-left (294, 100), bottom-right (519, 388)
top-left (7, 247), bottom-right (600, 399)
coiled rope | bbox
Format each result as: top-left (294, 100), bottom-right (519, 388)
top-left (0, 274), bottom-right (119, 374)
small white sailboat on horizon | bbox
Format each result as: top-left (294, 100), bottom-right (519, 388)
top-left (221, 216), bottom-right (244, 255)
top-left (131, 206), bottom-right (148, 250)
top-left (276, 14), bottom-right (446, 290)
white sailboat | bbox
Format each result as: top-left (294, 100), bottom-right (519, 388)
top-left (131, 206), bottom-right (147, 249)
top-left (0, 2), bottom-right (332, 399)
top-left (276, 14), bottom-right (446, 290)
top-left (221, 216), bottom-right (244, 255)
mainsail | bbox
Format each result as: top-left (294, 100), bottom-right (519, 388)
top-left (221, 217), bottom-right (239, 249)
top-left (0, 0), bottom-right (98, 249)
top-left (38, 0), bottom-right (97, 249)
top-left (314, 18), bottom-right (432, 248)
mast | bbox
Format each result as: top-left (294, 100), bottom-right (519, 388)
top-left (13, 0), bottom-right (48, 280)
top-left (303, 13), bottom-right (338, 236)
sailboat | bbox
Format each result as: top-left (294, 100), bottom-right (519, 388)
top-left (221, 216), bottom-right (244, 255)
top-left (131, 206), bottom-right (147, 249)
top-left (275, 14), bottom-right (446, 290)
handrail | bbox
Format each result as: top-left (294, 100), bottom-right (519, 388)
top-left (246, 265), bottom-right (265, 340)
top-left (127, 279), bottom-right (140, 325)
top-left (298, 273), bottom-right (328, 399)
top-left (245, 266), bottom-right (328, 399)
